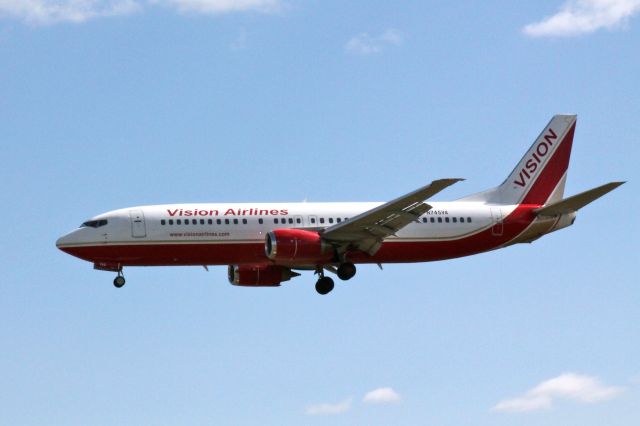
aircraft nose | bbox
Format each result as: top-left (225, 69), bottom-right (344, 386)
top-left (56, 232), bottom-right (75, 251)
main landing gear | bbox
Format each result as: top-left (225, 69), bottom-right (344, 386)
top-left (314, 262), bottom-right (357, 295)
top-left (315, 275), bottom-right (334, 295)
top-left (337, 262), bottom-right (356, 281)
top-left (113, 271), bottom-right (126, 288)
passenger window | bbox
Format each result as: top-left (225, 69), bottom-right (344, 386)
top-left (242, 218), bottom-right (247, 224)
top-left (437, 217), bottom-right (442, 223)
top-left (225, 219), bottom-right (230, 225)
top-left (445, 217), bottom-right (450, 223)
top-left (193, 220), bottom-right (198, 226)
top-left (233, 219), bottom-right (238, 224)
top-left (169, 219), bottom-right (174, 225)
top-left (296, 218), bottom-right (301, 224)
top-left (161, 219), bottom-right (166, 225)
top-left (422, 217), bottom-right (427, 223)
top-left (452, 217), bottom-right (457, 223)
top-left (311, 218), bottom-right (316, 224)
top-left (320, 218), bottom-right (325, 224)
top-left (217, 219), bottom-right (222, 225)
top-left (467, 217), bottom-right (472, 223)
top-left (259, 218), bottom-right (264, 224)
top-left (288, 218), bottom-right (293, 224)
top-left (337, 218), bottom-right (342, 223)
top-left (208, 219), bottom-right (213, 225)
top-left (184, 219), bottom-right (189, 225)
top-left (177, 219), bottom-right (182, 225)
top-left (430, 217), bottom-right (435, 223)
top-left (274, 218), bottom-right (279, 224)
top-left (329, 218), bottom-right (334, 224)
top-left (200, 219), bottom-right (205, 225)
top-left (460, 217), bottom-right (465, 223)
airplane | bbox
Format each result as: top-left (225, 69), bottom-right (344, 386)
top-left (56, 115), bottom-right (624, 294)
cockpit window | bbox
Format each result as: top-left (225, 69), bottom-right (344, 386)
top-left (80, 219), bottom-right (108, 228)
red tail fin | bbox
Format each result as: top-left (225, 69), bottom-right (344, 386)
top-left (460, 115), bottom-right (576, 205)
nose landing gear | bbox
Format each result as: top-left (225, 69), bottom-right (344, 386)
top-left (113, 271), bottom-right (126, 288)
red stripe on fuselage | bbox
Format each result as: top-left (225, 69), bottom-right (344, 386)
top-left (59, 205), bottom-right (542, 266)
top-left (349, 204), bottom-right (539, 263)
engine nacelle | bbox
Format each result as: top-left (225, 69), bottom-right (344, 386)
top-left (227, 264), bottom-right (299, 287)
top-left (265, 229), bottom-right (334, 263)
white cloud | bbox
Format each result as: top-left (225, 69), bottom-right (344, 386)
top-left (345, 28), bottom-right (403, 55)
top-left (492, 373), bottom-right (625, 413)
top-left (363, 387), bottom-right (401, 404)
top-left (305, 398), bottom-right (352, 415)
top-left (154, 0), bottom-right (281, 14)
top-left (523, 0), bottom-right (640, 37)
top-left (0, 0), bottom-right (141, 24)
top-left (0, 0), bottom-right (281, 24)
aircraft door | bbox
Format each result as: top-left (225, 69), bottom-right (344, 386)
top-left (491, 207), bottom-right (504, 237)
top-left (130, 209), bottom-right (147, 238)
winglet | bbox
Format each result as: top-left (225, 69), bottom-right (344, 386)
top-left (534, 181), bottom-right (625, 216)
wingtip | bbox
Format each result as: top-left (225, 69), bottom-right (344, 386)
top-left (431, 178), bottom-right (465, 188)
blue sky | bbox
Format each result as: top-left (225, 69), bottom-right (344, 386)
top-left (1, 1), bottom-right (638, 424)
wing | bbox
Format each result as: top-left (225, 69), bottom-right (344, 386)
top-left (322, 178), bottom-right (463, 255)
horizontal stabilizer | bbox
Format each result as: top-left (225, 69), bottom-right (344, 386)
top-left (534, 182), bottom-right (625, 216)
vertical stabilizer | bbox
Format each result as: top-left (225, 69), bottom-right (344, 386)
top-left (461, 114), bottom-right (577, 205)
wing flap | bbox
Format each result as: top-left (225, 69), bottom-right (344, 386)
top-left (322, 178), bottom-right (463, 255)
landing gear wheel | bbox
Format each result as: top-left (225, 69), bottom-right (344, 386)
top-left (337, 262), bottom-right (357, 281)
top-left (315, 277), bottom-right (335, 295)
top-left (113, 275), bottom-right (126, 288)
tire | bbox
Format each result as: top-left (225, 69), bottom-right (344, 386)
top-left (315, 277), bottom-right (335, 295)
top-left (337, 262), bottom-right (357, 281)
top-left (113, 276), bottom-right (126, 288)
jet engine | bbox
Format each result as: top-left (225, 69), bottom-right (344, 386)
top-left (265, 229), bottom-right (334, 263)
top-left (227, 264), bottom-right (299, 286)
